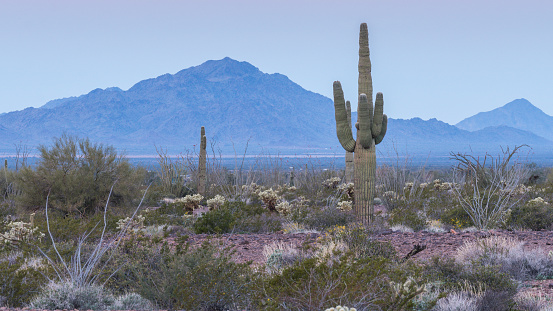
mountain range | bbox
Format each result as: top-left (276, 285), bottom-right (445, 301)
top-left (0, 58), bottom-right (551, 164)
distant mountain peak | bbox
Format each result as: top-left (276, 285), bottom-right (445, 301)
top-left (182, 57), bottom-right (261, 81)
top-left (455, 98), bottom-right (553, 141)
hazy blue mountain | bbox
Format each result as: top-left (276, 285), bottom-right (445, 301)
top-left (349, 112), bottom-right (551, 159)
top-left (455, 98), bottom-right (553, 141)
top-left (0, 58), bottom-right (337, 154)
top-left (0, 58), bottom-right (551, 164)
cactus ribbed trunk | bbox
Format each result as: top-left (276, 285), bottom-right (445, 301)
top-left (198, 126), bottom-right (207, 196)
top-left (353, 139), bottom-right (376, 223)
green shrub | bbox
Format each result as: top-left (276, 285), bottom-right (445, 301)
top-left (388, 207), bottom-right (427, 232)
top-left (15, 134), bottom-right (144, 215)
top-left (235, 213), bottom-right (283, 233)
top-left (441, 205), bottom-right (474, 229)
top-left (424, 257), bottom-right (517, 295)
top-left (301, 206), bottom-right (356, 230)
top-left (339, 224), bottom-right (397, 259)
top-left (506, 201), bottom-right (553, 230)
top-left (253, 252), bottom-right (424, 311)
top-left (0, 253), bottom-right (48, 307)
top-left (193, 206), bottom-right (236, 234)
top-left (32, 210), bottom-right (119, 243)
top-left (105, 238), bottom-right (252, 310)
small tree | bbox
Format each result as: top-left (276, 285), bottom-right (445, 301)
top-left (451, 146), bottom-right (529, 229)
top-left (16, 134), bottom-right (143, 215)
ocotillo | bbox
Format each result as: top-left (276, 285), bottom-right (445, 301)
top-left (333, 23), bottom-right (388, 224)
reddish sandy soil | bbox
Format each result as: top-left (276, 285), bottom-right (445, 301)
top-left (174, 229), bottom-right (553, 298)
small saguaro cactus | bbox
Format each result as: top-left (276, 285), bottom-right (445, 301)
top-left (333, 23), bottom-right (388, 224)
top-left (198, 126), bottom-right (207, 196)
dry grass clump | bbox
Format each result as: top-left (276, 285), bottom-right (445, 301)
top-left (456, 236), bottom-right (553, 281)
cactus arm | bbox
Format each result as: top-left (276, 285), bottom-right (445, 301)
top-left (372, 92), bottom-right (384, 137)
top-left (357, 93), bottom-right (373, 148)
top-left (346, 100), bottom-right (352, 129)
top-left (374, 114), bottom-right (387, 145)
top-left (333, 81), bottom-right (356, 152)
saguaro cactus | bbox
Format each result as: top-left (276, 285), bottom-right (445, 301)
top-left (198, 126), bottom-right (207, 196)
top-left (333, 23), bottom-right (388, 224)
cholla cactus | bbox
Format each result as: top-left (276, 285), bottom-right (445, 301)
top-left (384, 191), bottom-right (399, 200)
top-left (259, 188), bottom-right (280, 212)
top-left (325, 305), bottom-right (357, 311)
top-left (338, 182), bottom-right (355, 200)
top-left (322, 177), bottom-right (341, 189)
top-left (207, 194), bottom-right (226, 210)
top-left (175, 194), bottom-right (204, 211)
top-left (276, 201), bottom-right (291, 215)
top-left (337, 201), bottom-right (353, 211)
top-left (0, 221), bottom-right (45, 247)
top-left (116, 215), bottom-right (145, 232)
top-left (528, 196), bottom-right (549, 205)
top-left (389, 277), bottom-right (426, 309)
top-left (242, 182), bottom-right (264, 198)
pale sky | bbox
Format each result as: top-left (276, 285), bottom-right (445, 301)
top-left (0, 0), bottom-right (551, 124)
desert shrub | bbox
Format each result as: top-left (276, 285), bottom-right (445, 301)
top-left (388, 207), bottom-right (427, 232)
top-left (476, 290), bottom-right (515, 311)
top-left (433, 291), bottom-right (479, 311)
top-left (440, 205), bottom-right (474, 229)
top-left (263, 241), bottom-right (305, 273)
top-left (30, 282), bottom-right (116, 310)
top-left (234, 212), bottom-right (283, 233)
top-left (455, 236), bottom-right (553, 281)
top-left (506, 197), bottom-right (553, 230)
top-left (112, 292), bottom-right (156, 311)
top-left (142, 202), bottom-right (193, 227)
top-left (301, 206), bottom-right (356, 230)
top-left (32, 210), bottom-right (119, 243)
top-left (424, 257), bottom-right (517, 295)
top-left (322, 224), bottom-right (397, 260)
top-left (193, 205), bottom-right (236, 234)
top-left (106, 238), bottom-right (252, 310)
top-left (0, 168), bottom-right (19, 211)
top-left (0, 253), bottom-right (49, 307)
top-left (29, 282), bottom-right (155, 311)
top-left (253, 252), bottom-right (424, 311)
top-left (192, 201), bottom-right (283, 234)
top-left (15, 135), bottom-right (144, 215)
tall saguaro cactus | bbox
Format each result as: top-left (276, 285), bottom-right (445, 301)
top-left (333, 23), bottom-right (388, 224)
top-left (198, 126), bottom-right (207, 196)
